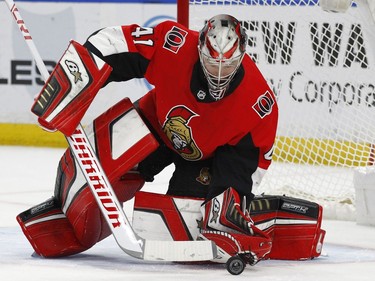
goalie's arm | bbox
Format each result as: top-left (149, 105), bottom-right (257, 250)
top-left (83, 24), bottom-right (158, 84)
top-left (83, 41), bottom-right (149, 84)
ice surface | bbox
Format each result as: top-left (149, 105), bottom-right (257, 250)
top-left (1, 146), bottom-right (375, 280)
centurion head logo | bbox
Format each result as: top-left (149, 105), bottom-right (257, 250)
top-left (162, 105), bottom-right (202, 161)
top-left (65, 60), bottom-right (82, 83)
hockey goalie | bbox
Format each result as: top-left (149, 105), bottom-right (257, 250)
top-left (17, 14), bottom-right (325, 271)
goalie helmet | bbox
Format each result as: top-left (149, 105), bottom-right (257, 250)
top-left (198, 14), bottom-right (247, 100)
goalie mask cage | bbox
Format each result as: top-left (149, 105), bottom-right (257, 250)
top-left (177, 0), bottom-right (375, 220)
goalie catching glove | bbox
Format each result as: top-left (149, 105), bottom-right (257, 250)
top-left (199, 187), bottom-right (272, 265)
top-left (31, 40), bottom-right (112, 136)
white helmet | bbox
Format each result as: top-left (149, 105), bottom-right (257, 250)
top-left (198, 14), bottom-right (247, 100)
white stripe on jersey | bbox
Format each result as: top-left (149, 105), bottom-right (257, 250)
top-left (88, 26), bottom-right (129, 56)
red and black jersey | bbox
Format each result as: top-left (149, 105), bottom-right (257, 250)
top-left (84, 21), bottom-right (278, 198)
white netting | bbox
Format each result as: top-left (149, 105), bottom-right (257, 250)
top-left (187, 0), bottom-right (375, 220)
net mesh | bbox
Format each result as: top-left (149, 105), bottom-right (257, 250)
top-left (188, 0), bottom-right (375, 219)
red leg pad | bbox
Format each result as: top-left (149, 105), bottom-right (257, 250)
top-left (17, 173), bottom-right (145, 258)
top-left (17, 198), bottom-right (87, 257)
top-left (64, 173), bottom-right (146, 249)
top-left (251, 196), bottom-right (326, 260)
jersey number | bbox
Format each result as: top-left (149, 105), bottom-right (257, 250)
top-left (131, 27), bottom-right (154, 46)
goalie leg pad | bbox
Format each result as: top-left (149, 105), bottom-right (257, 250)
top-left (31, 40), bottom-right (112, 136)
top-left (52, 98), bottom-right (154, 250)
top-left (250, 195), bottom-right (326, 260)
top-left (16, 197), bottom-right (87, 257)
top-left (17, 172), bottom-right (146, 258)
top-left (65, 172), bottom-right (146, 247)
top-left (55, 157), bottom-right (145, 251)
top-left (18, 99), bottom-right (157, 257)
top-left (133, 191), bottom-right (204, 241)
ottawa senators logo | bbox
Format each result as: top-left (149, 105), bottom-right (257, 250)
top-left (196, 167), bottom-right (211, 185)
top-left (162, 106), bottom-right (202, 161)
top-left (163, 26), bottom-right (188, 54)
top-left (252, 91), bottom-right (275, 118)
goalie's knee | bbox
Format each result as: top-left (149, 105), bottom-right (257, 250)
top-left (65, 187), bottom-right (109, 247)
top-left (66, 173), bottom-right (145, 244)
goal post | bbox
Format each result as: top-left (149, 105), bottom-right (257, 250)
top-left (177, 0), bottom-right (189, 27)
top-left (177, 0), bottom-right (375, 221)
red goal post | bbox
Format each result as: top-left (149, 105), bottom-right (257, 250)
top-left (176, 0), bottom-right (375, 221)
top-left (177, 0), bottom-right (190, 27)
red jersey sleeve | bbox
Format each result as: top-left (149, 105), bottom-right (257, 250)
top-left (84, 22), bottom-right (168, 83)
top-left (84, 21), bottom-right (184, 84)
top-left (121, 24), bottom-right (158, 60)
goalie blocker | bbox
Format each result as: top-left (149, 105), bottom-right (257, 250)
top-left (17, 98), bottom-right (159, 257)
top-left (31, 40), bottom-right (112, 136)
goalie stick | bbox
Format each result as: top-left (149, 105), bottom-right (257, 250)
top-left (5, 0), bottom-right (217, 262)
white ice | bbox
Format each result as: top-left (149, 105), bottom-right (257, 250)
top-left (1, 145), bottom-right (375, 280)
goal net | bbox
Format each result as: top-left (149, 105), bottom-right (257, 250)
top-left (179, 0), bottom-right (375, 220)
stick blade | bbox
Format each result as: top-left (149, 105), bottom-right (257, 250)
top-left (142, 240), bottom-right (217, 261)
